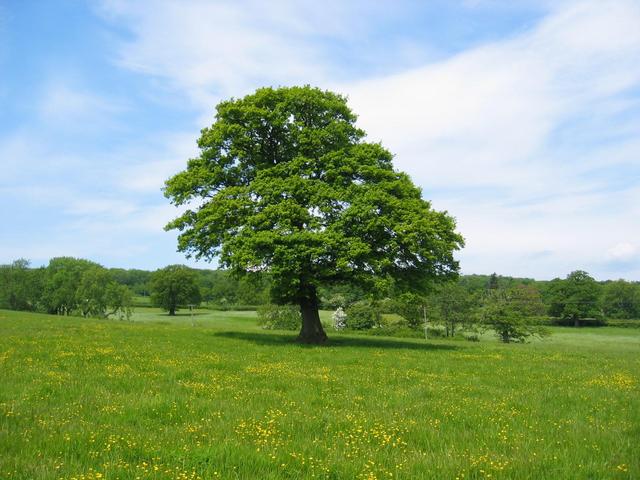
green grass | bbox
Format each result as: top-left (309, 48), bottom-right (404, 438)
top-left (1, 309), bottom-right (638, 479)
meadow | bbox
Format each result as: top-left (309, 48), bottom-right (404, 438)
top-left (0, 309), bottom-right (638, 479)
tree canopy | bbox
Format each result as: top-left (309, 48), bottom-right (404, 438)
top-left (481, 285), bottom-right (547, 343)
top-left (150, 265), bottom-right (201, 316)
top-left (164, 86), bottom-right (464, 342)
top-left (547, 270), bottom-right (602, 326)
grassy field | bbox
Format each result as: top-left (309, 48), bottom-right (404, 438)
top-left (1, 309), bottom-right (638, 479)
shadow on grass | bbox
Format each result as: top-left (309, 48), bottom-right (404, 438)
top-left (161, 312), bottom-right (210, 317)
top-left (212, 330), bottom-right (458, 351)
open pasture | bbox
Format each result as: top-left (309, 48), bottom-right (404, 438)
top-left (1, 309), bottom-right (638, 479)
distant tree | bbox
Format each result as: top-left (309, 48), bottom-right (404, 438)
top-left (42, 257), bottom-right (101, 315)
top-left (602, 280), bottom-right (640, 319)
top-left (108, 268), bottom-right (152, 296)
top-left (394, 292), bottom-right (428, 329)
top-left (481, 285), bottom-right (547, 343)
top-left (0, 259), bottom-right (41, 311)
top-left (77, 267), bottom-right (133, 319)
top-left (345, 301), bottom-right (379, 330)
top-left (547, 271), bottom-right (602, 326)
top-left (487, 273), bottom-right (499, 290)
top-left (163, 85), bottom-right (463, 343)
top-left (432, 282), bottom-right (474, 337)
top-left (150, 265), bottom-right (201, 316)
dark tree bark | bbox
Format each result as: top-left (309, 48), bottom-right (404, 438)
top-left (297, 286), bottom-right (327, 344)
top-left (573, 315), bottom-right (580, 327)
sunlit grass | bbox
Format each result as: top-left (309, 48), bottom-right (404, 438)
top-left (1, 309), bottom-right (638, 479)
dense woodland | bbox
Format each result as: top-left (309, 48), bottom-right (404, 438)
top-left (1, 257), bottom-right (639, 341)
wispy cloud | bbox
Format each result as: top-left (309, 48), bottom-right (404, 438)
top-left (3, 0), bottom-right (638, 279)
top-left (343, 0), bottom-right (640, 279)
top-left (92, 0), bottom-right (640, 279)
top-left (38, 80), bottom-right (125, 126)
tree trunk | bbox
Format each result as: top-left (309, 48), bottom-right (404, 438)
top-left (169, 306), bottom-right (176, 316)
top-left (297, 289), bottom-right (327, 344)
top-left (573, 315), bottom-right (580, 328)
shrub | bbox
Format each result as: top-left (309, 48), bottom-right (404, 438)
top-left (345, 302), bottom-right (378, 330)
top-left (366, 324), bottom-right (423, 338)
top-left (256, 304), bottom-right (300, 330)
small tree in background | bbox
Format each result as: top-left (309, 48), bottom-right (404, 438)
top-left (0, 259), bottom-right (41, 311)
top-left (42, 257), bottom-right (102, 315)
top-left (394, 292), bottom-right (427, 329)
top-left (150, 265), bottom-right (201, 316)
top-left (77, 266), bottom-right (133, 319)
top-left (602, 280), bottom-right (640, 319)
top-left (431, 282), bottom-right (474, 337)
top-left (547, 271), bottom-right (602, 326)
top-left (481, 285), bottom-right (548, 343)
top-left (345, 302), bottom-right (379, 330)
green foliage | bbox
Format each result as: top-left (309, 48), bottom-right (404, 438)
top-left (428, 282), bottom-right (475, 337)
top-left (0, 259), bottom-right (42, 311)
top-left (393, 292), bottom-right (427, 329)
top-left (108, 268), bottom-right (152, 296)
top-left (547, 271), bottom-right (602, 326)
top-left (163, 85), bottom-right (464, 341)
top-left (345, 302), bottom-right (379, 330)
top-left (602, 279), bottom-right (640, 319)
top-left (150, 265), bottom-right (201, 315)
top-left (481, 285), bottom-right (548, 343)
top-left (207, 271), bottom-right (270, 306)
top-left (32, 258), bottom-right (134, 318)
top-left (256, 304), bottom-right (300, 330)
top-left (319, 283), bottom-right (367, 309)
top-left (42, 257), bottom-right (103, 315)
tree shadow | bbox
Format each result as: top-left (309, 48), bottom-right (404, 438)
top-left (164, 312), bottom-right (209, 317)
top-left (212, 330), bottom-right (459, 351)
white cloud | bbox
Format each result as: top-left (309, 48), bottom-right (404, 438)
top-left (97, 0), bottom-right (352, 114)
top-left (605, 243), bottom-right (638, 262)
top-left (116, 132), bottom-right (199, 193)
top-left (38, 80), bottom-right (125, 126)
top-left (342, 0), bottom-right (640, 279)
top-left (88, 0), bottom-right (640, 279)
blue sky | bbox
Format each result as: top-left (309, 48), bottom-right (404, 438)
top-left (1, 0), bottom-right (639, 280)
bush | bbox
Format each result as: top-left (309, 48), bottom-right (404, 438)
top-left (345, 302), bottom-right (378, 330)
top-left (256, 304), bottom-right (300, 330)
top-left (366, 324), bottom-right (423, 338)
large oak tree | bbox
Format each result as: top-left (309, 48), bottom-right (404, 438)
top-left (164, 86), bottom-right (464, 343)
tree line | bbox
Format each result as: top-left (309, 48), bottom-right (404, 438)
top-left (0, 258), bottom-right (270, 317)
top-left (1, 258), bottom-right (638, 333)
